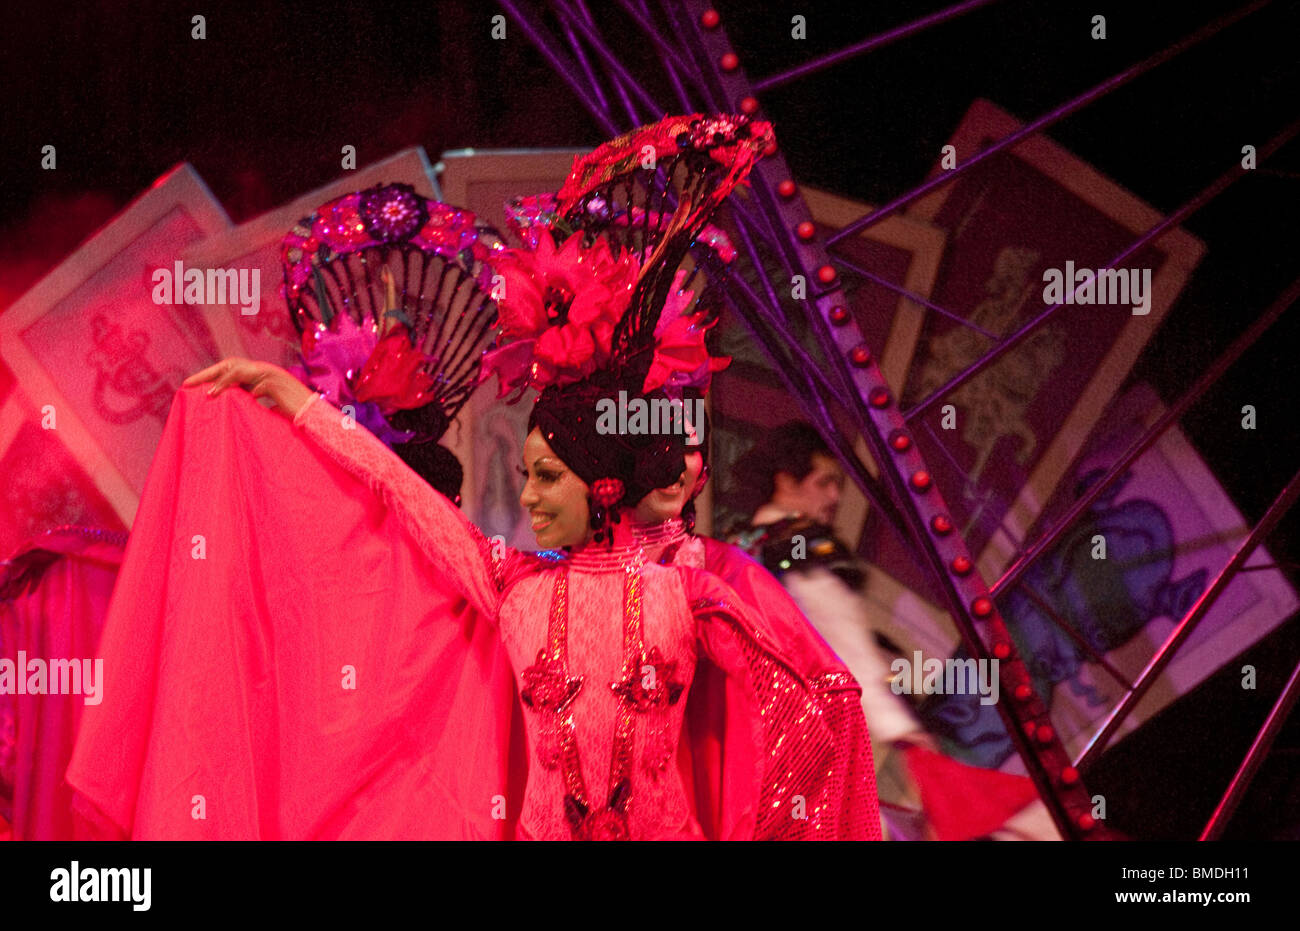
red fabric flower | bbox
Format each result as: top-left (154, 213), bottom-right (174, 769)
top-left (352, 323), bottom-right (436, 413)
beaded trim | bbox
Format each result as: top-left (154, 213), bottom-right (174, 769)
top-left (39, 525), bottom-right (129, 547)
top-left (563, 542), bottom-right (648, 573)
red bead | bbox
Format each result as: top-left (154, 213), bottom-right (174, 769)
top-left (1061, 766), bottom-right (1080, 785)
top-left (930, 514), bottom-right (952, 535)
top-left (1077, 813), bottom-right (1096, 831)
top-left (972, 596), bottom-right (993, 618)
top-left (951, 555), bottom-right (972, 575)
top-left (1036, 724), bottom-right (1055, 743)
top-left (1024, 721), bottom-right (1038, 737)
top-left (739, 96), bottom-right (759, 115)
top-left (795, 220), bottom-right (816, 241)
top-left (304, 237), bottom-right (320, 252)
top-left (869, 387), bottom-right (891, 408)
top-left (890, 430), bottom-right (912, 452)
top-left (1014, 683), bottom-right (1033, 701)
top-left (700, 9), bottom-right (720, 28)
top-left (816, 264), bottom-right (837, 284)
top-left (720, 52), bottom-right (739, 71)
top-left (993, 641), bottom-right (1011, 659)
top-left (828, 305), bottom-right (849, 325)
top-left (849, 344), bottom-right (872, 367)
top-left (777, 179), bottom-right (797, 198)
top-left (910, 470), bottom-right (931, 491)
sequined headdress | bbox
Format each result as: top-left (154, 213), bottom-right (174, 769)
top-left (281, 182), bottom-right (503, 502)
top-left (481, 114), bottom-right (775, 540)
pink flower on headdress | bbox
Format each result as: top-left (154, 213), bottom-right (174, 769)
top-left (642, 270), bottom-right (731, 395)
top-left (480, 232), bottom-right (639, 396)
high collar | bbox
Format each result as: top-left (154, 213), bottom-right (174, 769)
top-left (559, 518), bottom-right (687, 572)
top-left (564, 539), bottom-right (647, 572)
top-left (629, 517), bottom-right (687, 549)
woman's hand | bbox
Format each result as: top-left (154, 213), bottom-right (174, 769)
top-left (181, 357), bottom-right (317, 421)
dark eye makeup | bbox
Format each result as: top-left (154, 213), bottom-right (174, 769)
top-left (518, 465), bottom-right (562, 483)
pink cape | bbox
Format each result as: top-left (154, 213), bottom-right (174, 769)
top-left (67, 387), bottom-right (878, 839)
top-left (1, 528), bottom-right (125, 840)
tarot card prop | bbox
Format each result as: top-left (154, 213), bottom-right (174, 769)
top-left (903, 99), bottom-right (1206, 582)
top-left (180, 148), bottom-right (441, 373)
top-left (905, 383), bottom-right (1297, 772)
top-left (710, 186), bottom-right (946, 541)
top-left (436, 148), bottom-right (586, 539)
top-left (0, 164), bottom-right (231, 530)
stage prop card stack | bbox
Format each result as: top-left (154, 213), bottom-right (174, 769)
top-left (0, 165), bottom-right (232, 544)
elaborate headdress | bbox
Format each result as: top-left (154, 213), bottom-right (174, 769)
top-left (481, 114), bottom-right (775, 540)
top-left (281, 182), bottom-right (503, 502)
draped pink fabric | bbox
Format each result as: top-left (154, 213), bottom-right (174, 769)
top-left (66, 386), bottom-right (878, 838)
top-left (0, 529), bottom-right (124, 840)
top-left (66, 387), bottom-right (523, 839)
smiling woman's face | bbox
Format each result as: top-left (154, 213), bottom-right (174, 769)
top-left (519, 427), bottom-right (591, 549)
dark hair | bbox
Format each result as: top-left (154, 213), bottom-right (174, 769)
top-left (732, 422), bottom-right (832, 516)
top-left (388, 403), bottom-right (465, 504)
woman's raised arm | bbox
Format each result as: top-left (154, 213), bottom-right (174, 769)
top-left (184, 357), bottom-right (504, 618)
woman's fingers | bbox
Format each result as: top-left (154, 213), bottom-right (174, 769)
top-left (204, 359), bottom-right (253, 397)
top-left (182, 358), bottom-right (294, 409)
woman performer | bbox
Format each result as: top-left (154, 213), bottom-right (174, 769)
top-left (71, 115), bottom-right (879, 840)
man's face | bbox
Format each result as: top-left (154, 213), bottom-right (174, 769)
top-left (781, 452), bottom-right (845, 524)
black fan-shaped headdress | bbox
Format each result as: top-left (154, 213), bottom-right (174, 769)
top-left (487, 114), bottom-right (775, 540)
top-left (281, 182), bottom-right (503, 502)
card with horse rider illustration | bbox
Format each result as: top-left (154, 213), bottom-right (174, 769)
top-left (902, 98), bottom-right (1206, 583)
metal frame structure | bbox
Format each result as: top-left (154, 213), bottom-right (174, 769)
top-left (496, 0), bottom-right (1298, 840)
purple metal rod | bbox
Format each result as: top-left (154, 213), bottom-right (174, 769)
top-left (754, 0), bottom-right (1000, 93)
top-left (826, 0), bottom-right (1272, 247)
top-left (728, 183), bottom-right (798, 271)
top-left (1017, 583), bottom-right (1136, 690)
top-left (724, 193), bottom-right (862, 406)
top-left (667, 0), bottom-right (734, 114)
top-left (916, 418), bottom-right (1055, 568)
top-left (1075, 467), bottom-right (1300, 771)
top-left (906, 114), bottom-right (1300, 421)
top-left (497, 0), bottom-right (622, 136)
top-left (714, 252), bottom-right (856, 410)
top-left (558, 10), bottom-right (610, 112)
top-left (992, 273), bottom-right (1300, 600)
top-left (552, 0), bottom-right (647, 124)
top-left (721, 284), bottom-right (908, 536)
top-left (615, 0), bottom-right (700, 92)
top-left (831, 252), bottom-right (999, 340)
top-left (726, 204), bottom-right (791, 328)
top-left (703, 254), bottom-right (916, 538)
top-left (1200, 658), bottom-right (1300, 840)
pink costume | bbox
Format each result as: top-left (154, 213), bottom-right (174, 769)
top-left (66, 387), bottom-right (880, 839)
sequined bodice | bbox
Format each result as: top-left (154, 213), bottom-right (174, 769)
top-left (498, 560), bottom-right (701, 840)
